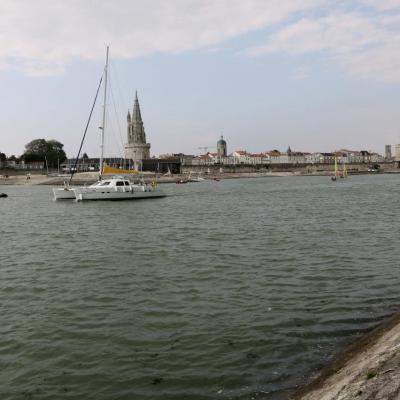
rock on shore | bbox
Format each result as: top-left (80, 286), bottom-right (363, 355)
top-left (292, 313), bottom-right (400, 400)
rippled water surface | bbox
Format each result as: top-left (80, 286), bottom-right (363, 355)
top-left (1, 175), bottom-right (400, 399)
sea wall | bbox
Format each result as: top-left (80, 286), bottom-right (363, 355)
top-left (181, 162), bottom-right (398, 174)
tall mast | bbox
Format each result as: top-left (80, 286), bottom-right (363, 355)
top-left (99, 45), bottom-right (109, 179)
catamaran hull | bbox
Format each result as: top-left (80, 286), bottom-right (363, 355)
top-left (53, 188), bottom-right (76, 200)
top-left (74, 189), bottom-right (166, 201)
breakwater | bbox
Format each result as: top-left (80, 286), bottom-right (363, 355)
top-left (181, 161), bottom-right (398, 174)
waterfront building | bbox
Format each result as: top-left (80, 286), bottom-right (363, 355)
top-left (124, 91), bottom-right (151, 170)
top-left (278, 152), bottom-right (289, 164)
top-left (265, 150), bottom-right (282, 164)
top-left (395, 145), bottom-right (400, 161)
top-left (319, 153), bottom-right (336, 164)
top-left (286, 147), bottom-right (307, 164)
top-left (359, 150), bottom-right (372, 163)
top-left (232, 150), bottom-right (251, 164)
top-left (248, 153), bottom-right (270, 164)
top-left (385, 145), bottom-right (392, 160)
top-left (306, 153), bottom-right (321, 164)
top-left (292, 153), bottom-right (307, 164)
top-left (217, 136), bottom-right (227, 157)
top-left (369, 152), bottom-right (385, 163)
top-left (335, 150), bottom-right (349, 164)
top-left (335, 150), bottom-right (361, 164)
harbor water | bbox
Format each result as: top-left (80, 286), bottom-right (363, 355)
top-left (1, 175), bottom-right (399, 399)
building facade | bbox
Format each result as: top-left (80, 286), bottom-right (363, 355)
top-left (124, 92), bottom-right (151, 170)
top-left (217, 136), bottom-right (227, 157)
top-left (385, 145), bottom-right (392, 160)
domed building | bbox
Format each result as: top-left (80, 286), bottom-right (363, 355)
top-left (217, 135), bottom-right (227, 157)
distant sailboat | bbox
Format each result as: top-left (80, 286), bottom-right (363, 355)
top-left (331, 157), bottom-right (340, 181)
top-left (331, 157), bottom-right (348, 181)
top-left (164, 166), bottom-right (172, 176)
top-left (341, 159), bottom-right (348, 178)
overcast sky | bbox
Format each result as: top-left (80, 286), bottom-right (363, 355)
top-left (1, 0), bottom-right (400, 158)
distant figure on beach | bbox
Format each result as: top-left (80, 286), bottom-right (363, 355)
top-left (26, 173), bottom-right (31, 180)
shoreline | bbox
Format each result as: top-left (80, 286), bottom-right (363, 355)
top-left (291, 311), bottom-right (400, 400)
top-left (1, 170), bottom-right (400, 186)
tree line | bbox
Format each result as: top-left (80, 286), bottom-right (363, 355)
top-left (1, 139), bottom-right (69, 169)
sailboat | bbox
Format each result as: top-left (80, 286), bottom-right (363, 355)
top-left (187, 172), bottom-right (205, 182)
top-left (341, 159), bottom-right (348, 178)
top-left (53, 46), bottom-right (166, 201)
top-left (53, 65), bottom-right (105, 200)
top-left (331, 157), bottom-right (340, 181)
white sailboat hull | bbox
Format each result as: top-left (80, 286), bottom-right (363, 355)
top-left (74, 185), bottom-right (166, 201)
top-left (53, 188), bottom-right (77, 200)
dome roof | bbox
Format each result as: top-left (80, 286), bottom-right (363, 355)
top-left (217, 135), bottom-right (226, 145)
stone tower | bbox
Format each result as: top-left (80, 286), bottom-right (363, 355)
top-left (217, 135), bottom-right (227, 157)
top-left (124, 91), bottom-right (151, 170)
top-left (385, 145), bottom-right (392, 160)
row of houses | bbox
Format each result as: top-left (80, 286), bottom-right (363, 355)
top-left (186, 149), bottom-right (386, 166)
top-left (0, 149), bottom-right (388, 172)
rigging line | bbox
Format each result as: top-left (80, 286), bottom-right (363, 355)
top-left (109, 62), bottom-right (129, 115)
top-left (105, 108), bottom-right (124, 160)
top-left (109, 62), bottom-right (133, 170)
top-left (69, 74), bottom-right (104, 184)
top-left (108, 78), bottom-right (125, 152)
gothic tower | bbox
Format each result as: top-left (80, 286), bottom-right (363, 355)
top-left (124, 91), bottom-right (151, 170)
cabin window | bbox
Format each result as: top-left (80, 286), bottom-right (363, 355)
top-left (116, 181), bottom-right (124, 186)
top-left (100, 181), bottom-right (110, 186)
top-left (124, 181), bottom-right (130, 186)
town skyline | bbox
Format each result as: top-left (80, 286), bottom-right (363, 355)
top-left (1, 1), bottom-right (400, 157)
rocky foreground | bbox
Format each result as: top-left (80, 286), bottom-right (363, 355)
top-left (292, 313), bottom-right (400, 400)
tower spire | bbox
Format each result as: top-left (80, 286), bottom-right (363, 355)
top-left (132, 90), bottom-right (142, 123)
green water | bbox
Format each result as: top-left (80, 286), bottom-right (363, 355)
top-left (1, 175), bottom-right (399, 399)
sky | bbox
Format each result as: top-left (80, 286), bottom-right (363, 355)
top-left (1, 0), bottom-right (400, 158)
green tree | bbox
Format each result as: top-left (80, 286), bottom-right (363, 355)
top-left (22, 139), bottom-right (67, 168)
top-left (0, 152), bottom-right (6, 162)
